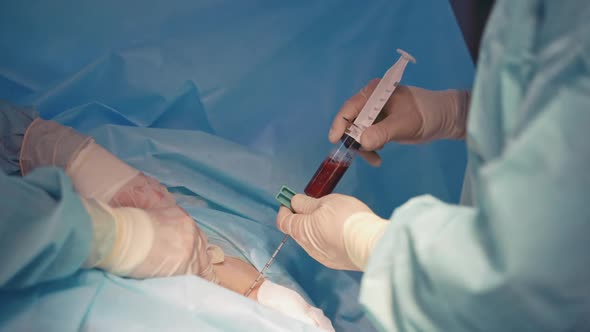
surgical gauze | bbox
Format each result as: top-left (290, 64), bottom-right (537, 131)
top-left (256, 280), bottom-right (335, 331)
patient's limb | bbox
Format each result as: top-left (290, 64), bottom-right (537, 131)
top-left (211, 256), bottom-right (263, 300)
top-left (213, 256), bottom-right (335, 331)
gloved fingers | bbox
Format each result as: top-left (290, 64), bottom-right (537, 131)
top-left (276, 206), bottom-right (297, 235)
top-left (357, 92), bottom-right (407, 149)
top-left (357, 149), bottom-right (382, 167)
top-left (360, 110), bottom-right (423, 148)
top-left (278, 214), bottom-right (328, 265)
top-left (290, 194), bottom-right (321, 214)
top-left (189, 227), bottom-right (218, 282)
top-left (358, 84), bottom-right (431, 148)
top-left (193, 249), bottom-right (217, 282)
top-left (277, 207), bottom-right (312, 251)
top-left (172, 207), bottom-right (217, 281)
top-left (143, 174), bottom-right (177, 208)
top-left (126, 205), bottom-right (217, 279)
top-left (129, 207), bottom-right (195, 278)
top-left (110, 173), bottom-right (177, 210)
top-left (359, 120), bottom-right (392, 151)
top-left (109, 189), bottom-right (139, 208)
top-left (328, 78), bottom-right (380, 143)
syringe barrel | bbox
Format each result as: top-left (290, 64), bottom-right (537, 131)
top-left (332, 134), bottom-right (361, 161)
top-left (304, 134), bottom-right (360, 198)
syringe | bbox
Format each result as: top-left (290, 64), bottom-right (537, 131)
top-left (244, 49), bottom-right (416, 297)
top-left (305, 49), bottom-right (416, 198)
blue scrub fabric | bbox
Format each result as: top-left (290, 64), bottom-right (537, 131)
top-left (360, 1), bottom-right (590, 331)
top-left (0, 1), bottom-right (474, 331)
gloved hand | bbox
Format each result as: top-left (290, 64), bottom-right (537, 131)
top-left (329, 79), bottom-right (471, 166)
top-left (276, 194), bottom-right (389, 271)
top-left (82, 198), bottom-right (221, 281)
top-left (20, 118), bottom-right (176, 209)
top-left (109, 173), bottom-right (177, 209)
top-left (255, 280), bottom-right (335, 332)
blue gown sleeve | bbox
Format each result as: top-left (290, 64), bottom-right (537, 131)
top-left (358, 59), bottom-right (590, 331)
top-left (0, 167), bottom-right (93, 290)
top-left (0, 100), bottom-right (38, 176)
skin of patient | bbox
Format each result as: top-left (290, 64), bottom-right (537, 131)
top-left (212, 256), bottom-right (263, 300)
top-left (211, 256), bottom-right (335, 331)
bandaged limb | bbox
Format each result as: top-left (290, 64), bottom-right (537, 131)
top-left (212, 256), bottom-right (335, 331)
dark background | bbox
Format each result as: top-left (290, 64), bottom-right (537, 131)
top-left (449, 0), bottom-right (496, 63)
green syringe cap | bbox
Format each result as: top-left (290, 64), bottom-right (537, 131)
top-left (275, 185), bottom-right (297, 211)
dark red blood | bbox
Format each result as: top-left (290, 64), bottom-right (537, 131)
top-left (304, 157), bottom-right (350, 198)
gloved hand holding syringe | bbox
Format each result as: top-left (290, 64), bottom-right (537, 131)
top-left (244, 49), bottom-right (416, 297)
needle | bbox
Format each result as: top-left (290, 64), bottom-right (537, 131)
top-left (244, 234), bottom-right (290, 297)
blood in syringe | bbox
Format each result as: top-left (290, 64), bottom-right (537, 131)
top-left (304, 157), bottom-right (350, 198)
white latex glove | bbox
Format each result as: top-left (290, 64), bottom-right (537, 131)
top-left (276, 194), bottom-right (388, 271)
top-left (108, 173), bottom-right (177, 209)
top-left (82, 198), bottom-right (221, 282)
top-left (256, 280), bottom-right (335, 332)
top-left (20, 118), bottom-right (176, 208)
top-left (329, 79), bottom-right (471, 166)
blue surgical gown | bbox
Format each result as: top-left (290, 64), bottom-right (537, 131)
top-left (0, 167), bottom-right (92, 290)
top-left (359, 0), bottom-right (590, 331)
top-left (1, 103), bottom-right (92, 290)
top-left (0, 101), bottom-right (37, 176)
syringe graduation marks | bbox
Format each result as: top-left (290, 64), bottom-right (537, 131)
top-left (244, 49), bottom-right (416, 296)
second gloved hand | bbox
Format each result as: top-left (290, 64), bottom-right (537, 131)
top-left (276, 194), bottom-right (389, 271)
top-left (329, 79), bottom-right (470, 166)
top-left (20, 118), bottom-right (177, 209)
top-left (82, 199), bottom-right (220, 282)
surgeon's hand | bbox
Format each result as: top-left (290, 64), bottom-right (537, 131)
top-left (276, 194), bottom-right (389, 271)
top-left (20, 118), bottom-right (177, 209)
top-left (109, 173), bottom-right (177, 209)
top-left (329, 79), bottom-right (471, 166)
top-left (82, 199), bottom-right (219, 282)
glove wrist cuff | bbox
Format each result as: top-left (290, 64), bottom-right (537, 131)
top-left (99, 206), bottom-right (155, 276)
top-left (446, 89), bottom-right (470, 139)
top-left (20, 118), bottom-right (93, 175)
top-left (343, 212), bottom-right (388, 271)
top-left (82, 199), bottom-right (155, 276)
